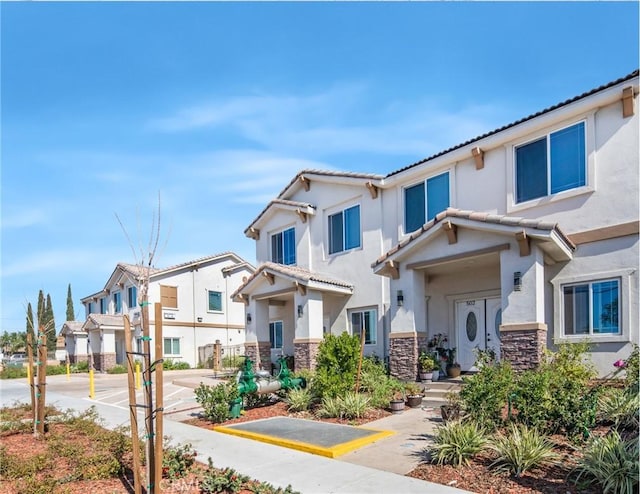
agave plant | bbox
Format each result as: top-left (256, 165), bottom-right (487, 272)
top-left (430, 420), bottom-right (487, 466)
top-left (574, 431), bottom-right (639, 494)
top-left (489, 423), bottom-right (558, 477)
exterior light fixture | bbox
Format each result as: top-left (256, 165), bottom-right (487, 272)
top-left (297, 305), bottom-right (304, 317)
top-left (513, 272), bottom-right (522, 291)
top-left (397, 290), bottom-right (404, 307)
top-left (246, 313), bottom-right (252, 324)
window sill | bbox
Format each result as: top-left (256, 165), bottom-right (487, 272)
top-left (554, 334), bottom-right (629, 345)
top-left (508, 186), bottom-right (594, 214)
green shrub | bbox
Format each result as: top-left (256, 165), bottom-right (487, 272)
top-left (162, 441), bottom-right (197, 479)
top-left (201, 458), bottom-right (250, 493)
top-left (621, 344), bottom-right (639, 393)
top-left (459, 360), bottom-right (514, 430)
top-left (71, 360), bottom-right (89, 373)
top-left (430, 420), bottom-right (487, 466)
top-left (313, 332), bottom-right (360, 399)
top-left (0, 366), bottom-right (28, 379)
top-left (511, 368), bottom-right (554, 429)
top-left (286, 387), bottom-right (313, 412)
top-left (222, 354), bottom-right (246, 370)
top-left (194, 381), bottom-right (238, 423)
top-left (490, 423), bottom-right (558, 477)
top-left (359, 357), bottom-right (399, 408)
top-left (574, 431), bottom-right (639, 494)
top-left (163, 359), bottom-right (191, 370)
top-left (541, 343), bottom-right (599, 439)
top-left (106, 364), bottom-right (127, 374)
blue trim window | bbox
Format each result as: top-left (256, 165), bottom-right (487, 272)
top-left (99, 298), bottom-right (106, 314)
top-left (516, 122), bottom-right (585, 203)
top-left (563, 279), bottom-right (619, 335)
top-left (208, 290), bottom-right (222, 312)
top-left (329, 205), bottom-right (361, 254)
top-left (87, 302), bottom-right (93, 316)
top-left (271, 227), bottom-right (296, 265)
top-left (269, 321), bottom-right (283, 349)
top-left (127, 286), bottom-right (137, 309)
top-left (350, 308), bottom-right (377, 345)
top-left (404, 172), bottom-right (450, 233)
top-left (113, 292), bottom-right (122, 314)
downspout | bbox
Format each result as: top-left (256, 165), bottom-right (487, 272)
top-left (193, 268), bottom-right (197, 366)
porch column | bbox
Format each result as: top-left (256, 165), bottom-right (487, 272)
top-left (245, 299), bottom-right (271, 370)
top-left (294, 289), bottom-right (323, 371)
top-left (499, 246), bottom-right (547, 370)
top-left (389, 269), bottom-right (426, 380)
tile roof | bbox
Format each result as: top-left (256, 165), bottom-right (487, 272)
top-left (118, 252), bottom-right (252, 280)
top-left (245, 199), bottom-right (316, 235)
top-left (60, 321), bottom-right (84, 335)
top-left (231, 261), bottom-right (353, 299)
top-left (85, 314), bottom-right (125, 327)
top-left (277, 169), bottom-right (384, 200)
top-left (372, 208), bottom-right (575, 268)
top-left (387, 69), bottom-right (639, 178)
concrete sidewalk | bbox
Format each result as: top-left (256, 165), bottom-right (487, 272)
top-left (0, 374), bottom-right (470, 494)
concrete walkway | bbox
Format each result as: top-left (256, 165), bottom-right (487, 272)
top-left (0, 373), bottom-right (470, 494)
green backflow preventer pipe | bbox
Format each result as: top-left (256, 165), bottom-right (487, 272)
top-left (229, 355), bottom-right (306, 418)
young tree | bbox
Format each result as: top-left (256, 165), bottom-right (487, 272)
top-left (26, 302), bottom-right (35, 343)
top-left (36, 290), bottom-right (45, 328)
top-left (66, 284), bottom-right (75, 321)
top-left (45, 294), bottom-right (56, 352)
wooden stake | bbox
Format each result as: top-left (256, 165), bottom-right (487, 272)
top-left (26, 333), bottom-right (35, 420)
top-left (154, 302), bottom-right (163, 491)
top-left (354, 328), bottom-right (366, 393)
top-left (141, 301), bottom-right (155, 493)
top-left (36, 332), bottom-right (47, 438)
top-left (124, 315), bottom-right (142, 494)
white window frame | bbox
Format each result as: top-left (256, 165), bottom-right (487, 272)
top-left (163, 337), bottom-right (181, 356)
top-left (403, 170), bottom-right (452, 235)
top-left (270, 226), bottom-right (296, 265)
top-left (207, 290), bottom-right (223, 313)
top-left (349, 307), bottom-right (378, 345)
top-left (269, 320), bottom-right (283, 349)
top-left (507, 115), bottom-right (595, 213)
top-left (327, 203), bottom-right (361, 256)
top-left (113, 292), bottom-right (122, 314)
top-left (551, 268), bottom-right (632, 344)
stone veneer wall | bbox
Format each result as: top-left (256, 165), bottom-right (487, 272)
top-left (294, 340), bottom-right (321, 372)
top-left (244, 342), bottom-right (259, 366)
top-left (500, 325), bottom-right (547, 371)
top-left (257, 341), bottom-right (272, 371)
top-left (92, 352), bottom-right (116, 372)
top-left (389, 333), bottom-right (418, 380)
top-left (69, 355), bottom-right (88, 365)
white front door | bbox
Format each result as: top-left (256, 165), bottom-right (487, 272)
top-left (456, 297), bottom-right (502, 370)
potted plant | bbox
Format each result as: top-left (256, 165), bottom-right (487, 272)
top-left (404, 382), bottom-right (423, 408)
top-left (440, 391), bottom-right (462, 422)
top-left (389, 390), bottom-right (405, 413)
top-left (438, 347), bottom-right (461, 378)
top-left (418, 351), bottom-right (439, 382)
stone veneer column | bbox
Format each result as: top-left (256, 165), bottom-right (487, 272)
top-left (244, 342), bottom-right (259, 365)
top-left (293, 338), bottom-right (322, 372)
top-left (93, 352), bottom-right (117, 372)
top-left (389, 332), bottom-right (418, 380)
top-left (500, 323), bottom-right (547, 371)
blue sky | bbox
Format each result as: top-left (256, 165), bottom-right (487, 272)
top-left (1, 2), bottom-right (638, 334)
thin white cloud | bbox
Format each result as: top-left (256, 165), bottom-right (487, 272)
top-left (147, 84), bottom-right (507, 161)
top-left (1, 209), bottom-right (48, 229)
top-left (1, 248), bottom-right (122, 279)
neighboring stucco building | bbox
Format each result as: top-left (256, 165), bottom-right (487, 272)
top-left (60, 321), bottom-right (87, 364)
top-left (79, 252), bottom-right (255, 371)
top-left (233, 70), bottom-right (639, 378)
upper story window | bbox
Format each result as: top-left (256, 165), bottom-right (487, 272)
top-left (515, 121), bottom-right (585, 204)
top-left (208, 290), bottom-right (223, 312)
top-left (113, 292), bottom-right (122, 314)
top-left (350, 308), bottom-right (377, 345)
top-left (271, 227), bottom-right (296, 265)
top-left (329, 204), bottom-right (361, 255)
top-left (404, 172), bottom-right (450, 233)
top-left (127, 286), bottom-right (137, 309)
top-left (87, 302), bottom-right (93, 316)
top-left (562, 278), bottom-right (619, 336)
top-left (160, 285), bottom-right (178, 309)
top-left (99, 297), bottom-right (106, 314)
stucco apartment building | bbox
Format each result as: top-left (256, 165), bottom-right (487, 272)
top-left (75, 252), bottom-right (254, 371)
top-left (232, 70), bottom-right (639, 378)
